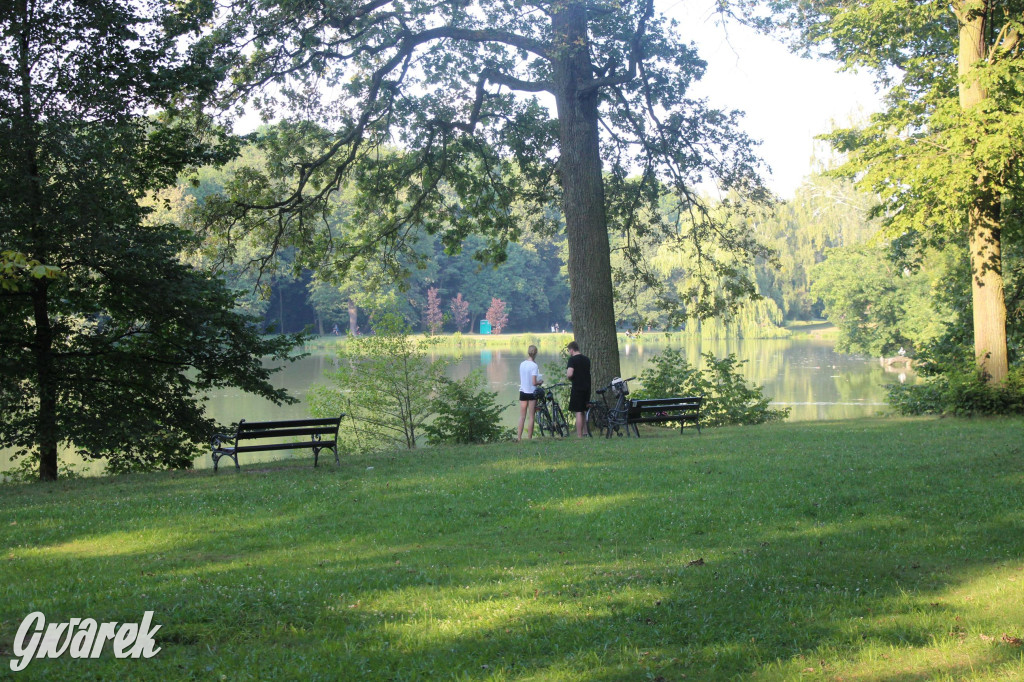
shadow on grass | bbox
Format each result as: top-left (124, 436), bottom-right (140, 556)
top-left (2, 418), bottom-right (1023, 679)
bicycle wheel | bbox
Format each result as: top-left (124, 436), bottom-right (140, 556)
top-left (535, 402), bottom-right (554, 437)
top-left (586, 404), bottom-right (607, 438)
top-left (606, 402), bottom-right (628, 437)
top-left (551, 400), bottom-right (569, 437)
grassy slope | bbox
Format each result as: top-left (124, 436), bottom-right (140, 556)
top-left (2, 417), bottom-right (1023, 681)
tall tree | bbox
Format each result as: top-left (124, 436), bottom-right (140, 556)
top-left (730, 0), bottom-right (1022, 382)
top-left (204, 0), bottom-right (771, 387)
top-left (485, 297), bottom-right (509, 334)
top-left (0, 0), bottom-right (299, 480)
top-left (424, 286), bottom-right (444, 334)
top-left (450, 292), bottom-right (471, 333)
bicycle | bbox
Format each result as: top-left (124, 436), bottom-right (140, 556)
top-left (534, 383), bottom-right (570, 437)
top-left (585, 376), bottom-right (637, 438)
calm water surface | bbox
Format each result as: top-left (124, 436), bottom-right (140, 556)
top-left (209, 336), bottom-right (913, 425)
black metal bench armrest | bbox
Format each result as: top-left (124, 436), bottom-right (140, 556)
top-left (211, 433), bottom-right (233, 449)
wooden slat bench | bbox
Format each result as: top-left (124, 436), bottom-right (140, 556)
top-left (211, 415), bottom-right (344, 472)
top-left (626, 397), bottom-right (702, 436)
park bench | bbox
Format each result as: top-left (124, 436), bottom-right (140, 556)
top-left (211, 415), bottom-right (344, 472)
top-left (626, 397), bottom-right (702, 436)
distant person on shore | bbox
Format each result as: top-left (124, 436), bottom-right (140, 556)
top-left (565, 341), bottom-right (591, 438)
top-left (517, 345), bottom-right (543, 442)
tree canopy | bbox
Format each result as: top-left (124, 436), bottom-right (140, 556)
top-left (0, 0), bottom-right (301, 480)
top-left (200, 0), bottom-right (774, 386)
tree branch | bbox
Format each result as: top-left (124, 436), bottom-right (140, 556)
top-left (580, 0), bottom-right (654, 94)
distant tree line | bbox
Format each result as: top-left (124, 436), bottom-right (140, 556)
top-left (166, 136), bottom-right (896, 338)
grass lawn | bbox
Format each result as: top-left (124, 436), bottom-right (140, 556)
top-left (2, 417), bottom-right (1023, 680)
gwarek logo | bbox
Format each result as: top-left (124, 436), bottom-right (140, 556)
top-left (10, 611), bottom-right (161, 672)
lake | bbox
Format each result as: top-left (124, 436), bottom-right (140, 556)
top-left (208, 336), bottom-right (912, 425)
top-left (4, 336), bottom-right (915, 475)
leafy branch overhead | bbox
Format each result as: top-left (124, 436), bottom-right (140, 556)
top-left (200, 0), bottom-right (775, 386)
top-left (209, 0), bottom-right (770, 259)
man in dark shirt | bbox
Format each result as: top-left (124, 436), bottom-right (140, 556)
top-left (565, 341), bottom-right (592, 438)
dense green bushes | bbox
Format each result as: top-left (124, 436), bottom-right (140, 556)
top-left (424, 372), bottom-right (512, 445)
top-left (887, 364), bottom-right (1024, 416)
top-left (632, 348), bottom-right (789, 427)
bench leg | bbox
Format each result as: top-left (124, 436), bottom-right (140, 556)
top-left (313, 447), bottom-right (320, 468)
top-left (210, 452), bottom-right (238, 473)
top-left (213, 452), bottom-right (239, 472)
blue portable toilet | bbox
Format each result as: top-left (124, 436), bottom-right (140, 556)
top-left (480, 319), bottom-right (492, 334)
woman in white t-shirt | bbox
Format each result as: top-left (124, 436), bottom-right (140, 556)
top-left (517, 345), bottom-right (543, 442)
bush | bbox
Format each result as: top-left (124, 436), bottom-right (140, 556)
top-left (633, 348), bottom-right (789, 427)
top-left (423, 371), bottom-right (513, 445)
top-left (887, 363), bottom-right (1024, 416)
top-left (309, 312), bottom-right (448, 451)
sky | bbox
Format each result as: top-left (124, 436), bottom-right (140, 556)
top-left (662, 0), bottom-right (884, 198)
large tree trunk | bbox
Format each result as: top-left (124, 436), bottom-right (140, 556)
top-left (552, 3), bottom-right (621, 389)
top-left (17, 0), bottom-right (58, 480)
top-left (348, 299), bottom-right (358, 335)
top-left (968, 191), bottom-right (1007, 382)
top-left (31, 282), bottom-right (59, 481)
top-left (958, 2), bottom-right (1008, 383)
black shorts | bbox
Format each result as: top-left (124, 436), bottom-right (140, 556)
top-left (568, 389), bottom-right (590, 413)
top-left (519, 391), bottom-right (537, 402)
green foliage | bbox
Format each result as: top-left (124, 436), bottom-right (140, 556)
top-left (751, 174), bottom-right (879, 320)
top-left (732, 0), bottom-right (1021, 380)
top-left (423, 371), bottom-right (512, 445)
top-left (3, 454), bottom-right (81, 484)
top-left (308, 313), bottom-right (448, 450)
top-left (811, 243), bottom-right (939, 357)
top-left (0, 0), bottom-right (302, 479)
top-left (634, 348), bottom-right (789, 426)
top-left (887, 364), bottom-right (1024, 417)
top-left (0, 250), bottom-right (61, 291)
top-left (200, 0), bottom-right (774, 382)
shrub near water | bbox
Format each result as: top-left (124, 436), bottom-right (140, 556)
top-left (309, 313), bottom-right (448, 451)
top-left (424, 371), bottom-right (513, 445)
top-left (633, 348), bottom-right (789, 426)
top-left (887, 363), bottom-right (1024, 416)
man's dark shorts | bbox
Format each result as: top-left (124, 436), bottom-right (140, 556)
top-left (519, 391), bottom-right (537, 402)
top-left (568, 389), bottom-right (590, 413)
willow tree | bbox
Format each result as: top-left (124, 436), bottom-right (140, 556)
top-left (730, 0), bottom-right (1023, 383)
top-left (206, 0), bottom-right (771, 387)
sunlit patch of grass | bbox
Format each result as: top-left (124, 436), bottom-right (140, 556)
top-left (1, 417), bottom-right (1023, 679)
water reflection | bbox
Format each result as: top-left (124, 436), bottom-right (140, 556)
top-left (204, 337), bottom-right (914, 427)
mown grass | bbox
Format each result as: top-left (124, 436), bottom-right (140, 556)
top-left (2, 417), bottom-right (1023, 680)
